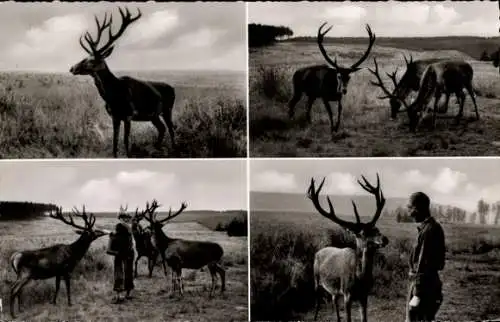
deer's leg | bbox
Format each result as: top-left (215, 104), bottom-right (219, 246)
top-left (123, 119), bottom-right (131, 158)
top-left (151, 116), bottom-right (166, 148)
top-left (344, 294), bottom-right (353, 322)
top-left (148, 252), bottom-right (157, 278)
top-left (52, 275), bottom-right (61, 304)
top-left (321, 97), bottom-right (335, 133)
top-left (441, 93), bottom-right (450, 114)
top-left (465, 83), bottom-right (479, 120)
top-left (208, 263), bottom-right (217, 298)
top-left (10, 274), bottom-right (30, 317)
top-left (334, 295), bottom-right (341, 322)
top-left (432, 89), bottom-right (442, 129)
top-left (134, 255), bottom-right (140, 278)
top-left (161, 112), bottom-right (176, 148)
top-left (288, 91), bottom-right (302, 119)
top-left (64, 274), bottom-right (72, 306)
top-left (112, 117), bottom-right (121, 158)
top-left (359, 297), bottom-right (368, 322)
top-left (455, 90), bottom-right (467, 124)
top-left (305, 96), bottom-right (316, 124)
top-left (215, 263), bottom-right (226, 294)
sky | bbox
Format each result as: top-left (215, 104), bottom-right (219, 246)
top-left (0, 2), bottom-right (246, 72)
top-left (249, 1), bottom-right (499, 38)
top-left (0, 160), bottom-right (247, 212)
top-left (251, 158), bottom-right (500, 212)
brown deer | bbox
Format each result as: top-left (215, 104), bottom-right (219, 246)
top-left (369, 58), bottom-right (479, 132)
top-left (70, 7), bottom-right (176, 158)
top-left (388, 55), bottom-right (463, 120)
top-left (127, 205), bottom-right (159, 278)
top-left (9, 206), bottom-right (108, 318)
top-left (288, 23), bottom-right (375, 133)
top-left (307, 174), bottom-right (388, 322)
top-left (141, 200), bottom-right (226, 297)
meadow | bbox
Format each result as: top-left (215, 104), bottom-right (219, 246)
top-left (0, 211), bottom-right (248, 321)
top-left (249, 41), bottom-right (500, 157)
top-left (0, 69), bottom-right (247, 158)
top-left (250, 210), bottom-right (500, 321)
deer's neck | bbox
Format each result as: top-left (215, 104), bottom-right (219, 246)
top-left (69, 234), bottom-right (93, 261)
top-left (92, 65), bottom-right (120, 102)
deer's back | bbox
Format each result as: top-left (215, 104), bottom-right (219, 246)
top-left (17, 244), bottom-right (76, 279)
top-left (117, 76), bottom-right (170, 119)
top-left (314, 247), bottom-right (357, 295)
top-left (165, 239), bottom-right (223, 269)
top-left (293, 65), bottom-right (340, 99)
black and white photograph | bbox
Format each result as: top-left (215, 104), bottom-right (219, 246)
top-left (0, 2), bottom-right (246, 159)
top-left (249, 1), bottom-right (500, 157)
top-left (0, 159), bottom-right (248, 321)
top-left (250, 158), bottom-right (500, 321)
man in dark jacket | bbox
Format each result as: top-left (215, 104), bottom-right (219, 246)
top-left (108, 213), bottom-right (135, 304)
top-left (406, 192), bottom-right (446, 322)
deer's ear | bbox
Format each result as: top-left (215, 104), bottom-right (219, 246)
top-left (74, 229), bottom-right (85, 235)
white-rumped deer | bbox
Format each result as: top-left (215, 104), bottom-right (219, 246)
top-left (70, 7), bottom-right (176, 158)
top-left (9, 206), bottom-right (108, 318)
top-left (369, 58), bottom-right (479, 132)
top-left (140, 200), bottom-right (226, 297)
top-left (307, 174), bottom-right (388, 322)
top-left (288, 23), bottom-right (375, 133)
top-left (388, 55), bottom-right (463, 120)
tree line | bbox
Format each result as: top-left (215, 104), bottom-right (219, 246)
top-left (248, 23), bottom-right (294, 48)
top-left (0, 201), bottom-right (59, 220)
top-left (391, 198), bottom-right (500, 225)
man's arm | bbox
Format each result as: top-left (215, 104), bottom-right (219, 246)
top-left (414, 225), bottom-right (445, 296)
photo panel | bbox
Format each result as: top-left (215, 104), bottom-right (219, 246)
top-left (248, 1), bottom-right (500, 157)
top-left (0, 159), bottom-right (248, 320)
top-left (250, 157), bottom-right (500, 321)
top-left (0, 2), bottom-right (246, 159)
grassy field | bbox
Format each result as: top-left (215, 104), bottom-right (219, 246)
top-left (249, 41), bottom-right (500, 157)
top-left (0, 211), bottom-right (248, 321)
top-left (250, 210), bottom-right (500, 321)
top-left (0, 69), bottom-right (246, 158)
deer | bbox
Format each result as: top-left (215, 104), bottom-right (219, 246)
top-left (288, 23), bottom-right (376, 134)
top-left (140, 199), bottom-right (226, 297)
top-left (388, 54), bottom-right (464, 120)
top-left (492, 48), bottom-right (500, 73)
top-left (369, 57), bottom-right (479, 132)
top-left (69, 7), bottom-right (176, 158)
top-left (307, 174), bottom-right (388, 322)
top-left (125, 205), bottom-right (159, 278)
top-left (9, 206), bottom-right (109, 318)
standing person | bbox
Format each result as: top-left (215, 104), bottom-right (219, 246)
top-left (107, 213), bottom-right (135, 304)
top-left (406, 192), bottom-right (446, 322)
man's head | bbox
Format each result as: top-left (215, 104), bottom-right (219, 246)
top-left (407, 191), bottom-right (430, 223)
top-left (118, 213), bottom-right (132, 224)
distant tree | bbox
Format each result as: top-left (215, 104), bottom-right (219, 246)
top-left (477, 199), bottom-right (489, 225)
top-left (248, 23), bottom-right (294, 48)
top-left (480, 50), bottom-right (490, 61)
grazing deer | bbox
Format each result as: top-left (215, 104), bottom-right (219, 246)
top-left (9, 207), bottom-right (108, 318)
top-left (307, 174), bottom-right (388, 322)
top-left (128, 205), bottom-right (159, 278)
top-left (70, 7), bottom-right (176, 158)
top-left (369, 58), bottom-right (479, 132)
top-left (140, 200), bottom-right (226, 297)
top-left (288, 23), bottom-right (375, 133)
top-left (388, 55), bottom-right (463, 120)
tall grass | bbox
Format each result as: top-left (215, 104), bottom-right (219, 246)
top-left (0, 71), bottom-right (246, 158)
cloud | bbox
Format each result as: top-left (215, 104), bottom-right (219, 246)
top-left (252, 170), bottom-right (298, 192)
top-left (324, 172), bottom-right (359, 195)
top-left (323, 5), bottom-right (367, 21)
top-left (431, 168), bottom-right (467, 194)
top-left (430, 4), bottom-right (459, 25)
top-left (121, 9), bottom-right (179, 47)
top-left (383, 3), bottom-right (430, 25)
top-left (173, 27), bottom-right (225, 50)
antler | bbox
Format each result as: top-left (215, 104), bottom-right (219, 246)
top-left (141, 199), bottom-right (162, 223)
top-left (80, 6), bottom-right (141, 57)
top-left (119, 204), bottom-right (128, 213)
top-left (357, 173), bottom-right (386, 226)
top-left (349, 24), bottom-right (376, 71)
top-left (317, 23), bottom-right (375, 72)
top-left (368, 58), bottom-right (410, 110)
top-left (307, 178), bottom-right (361, 232)
top-left (403, 53), bottom-right (414, 67)
top-left (158, 202), bottom-right (188, 224)
top-left (49, 206), bottom-right (94, 231)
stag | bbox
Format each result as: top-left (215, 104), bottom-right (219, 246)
top-left (288, 23), bottom-right (375, 133)
top-left (141, 200), bottom-right (226, 297)
top-left (388, 55), bottom-right (464, 120)
top-left (70, 7), bottom-right (176, 158)
top-left (9, 207), bottom-right (108, 318)
top-left (307, 174), bottom-right (388, 322)
top-left (369, 58), bottom-right (479, 132)
top-left (126, 205), bottom-right (159, 278)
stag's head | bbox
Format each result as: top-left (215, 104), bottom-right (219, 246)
top-left (317, 23), bottom-right (376, 95)
top-left (142, 199), bottom-right (188, 232)
top-left (49, 206), bottom-right (109, 241)
top-left (70, 7), bottom-right (142, 75)
top-left (307, 174), bottom-right (389, 251)
top-left (389, 54), bottom-right (417, 119)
